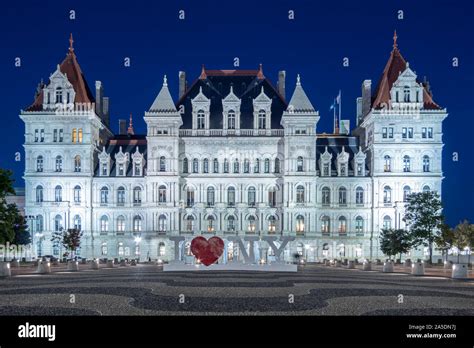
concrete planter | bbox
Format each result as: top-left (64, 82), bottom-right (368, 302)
top-left (90, 259), bottom-right (99, 270)
top-left (324, 259), bottom-right (330, 266)
top-left (411, 262), bottom-right (424, 276)
top-left (67, 261), bottom-right (79, 271)
top-left (0, 262), bottom-right (11, 277)
top-left (131, 260), bottom-right (137, 266)
top-left (37, 260), bottom-right (51, 274)
top-left (404, 259), bottom-right (412, 268)
top-left (347, 260), bottom-right (355, 269)
top-left (376, 259), bottom-right (383, 265)
top-left (362, 260), bottom-right (372, 271)
top-left (444, 261), bottom-right (453, 270)
top-left (52, 260), bottom-right (59, 266)
top-left (452, 264), bottom-right (468, 279)
top-left (335, 260), bottom-right (342, 267)
top-left (120, 260), bottom-right (127, 267)
top-left (106, 260), bottom-right (114, 268)
top-left (10, 259), bottom-right (20, 268)
top-left (383, 261), bottom-right (394, 273)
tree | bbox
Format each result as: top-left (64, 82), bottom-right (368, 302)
top-left (51, 228), bottom-right (83, 260)
top-left (434, 223), bottom-right (455, 263)
top-left (0, 169), bottom-right (20, 246)
top-left (379, 228), bottom-right (412, 260)
top-left (403, 191), bottom-right (444, 264)
top-left (452, 220), bottom-right (473, 264)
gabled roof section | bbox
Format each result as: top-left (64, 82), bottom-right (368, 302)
top-left (372, 31), bottom-right (441, 110)
top-left (26, 34), bottom-right (95, 111)
top-left (148, 75), bottom-right (177, 113)
top-left (287, 74), bottom-right (316, 113)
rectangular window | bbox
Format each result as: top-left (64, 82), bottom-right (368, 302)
top-left (34, 129), bottom-right (39, 142)
top-left (382, 127), bottom-right (387, 139)
top-left (323, 163), bottom-right (329, 176)
top-left (388, 127), bottom-right (394, 138)
top-left (40, 129), bottom-right (45, 142)
top-left (422, 127), bottom-right (427, 139)
top-left (72, 128), bottom-right (77, 143)
top-left (53, 129), bottom-right (58, 142)
top-left (428, 127), bottom-right (433, 138)
top-left (357, 163), bottom-right (363, 176)
top-left (402, 127), bottom-right (407, 139)
top-left (408, 127), bottom-right (413, 139)
top-left (118, 163), bottom-right (125, 176)
top-left (78, 128), bottom-right (83, 143)
top-left (59, 129), bottom-right (63, 142)
top-left (102, 164), bottom-right (108, 176)
top-left (268, 191), bottom-right (276, 207)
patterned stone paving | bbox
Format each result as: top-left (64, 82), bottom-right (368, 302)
top-left (0, 264), bottom-right (473, 315)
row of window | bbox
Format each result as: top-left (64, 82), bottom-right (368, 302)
top-left (195, 109), bottom-right (268, 130)
top-left (182, 157), bottom-right (292, 174)
top-left (383, 155), bottom-right (431, 172)
top-left (381, 127), bottom-right (433, 140)
top-left (36, 155), bottom-right (82, 173)
top-left (383, 185), bottom-right (431, 203)
top-left (33, 128), bottom-right (83, 143)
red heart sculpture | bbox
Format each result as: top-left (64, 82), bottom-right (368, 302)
top-left (190, 236), bottom-right (224, 266)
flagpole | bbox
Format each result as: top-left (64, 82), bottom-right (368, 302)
top-left (333, 99), bottom-right (336, 134)
top-left (338, 90), bottom-right (342, 133)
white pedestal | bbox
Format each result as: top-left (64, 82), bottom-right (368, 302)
top-left (452, 264), bottom-right (468, 279)
top-left (362, 261), bottom-right (372, 271)
top-left (0, 262), bottom-right (11, 277)
top-left (37, 261), bottom-right (51, 274)
top-left (347, 260), bottom-right (355, 269)
top-left (383, 261), bottom-right (394, 273)
top-left (106, 260), bottom-right (114, 268)
top-left (120, 260), bottom-right (127, 267)
top-left (411, 262), bottom-right (424, 276)
top-left (67, 261), bottom-right (79, 271)
top-left (335, 260), bottom-right (342, 267)
top-left (404, 260), bottom-right (412, 268)
top-left (324, 260), bottom-right (330, 266)
top-left (90, 259), bottom-right (99, 270)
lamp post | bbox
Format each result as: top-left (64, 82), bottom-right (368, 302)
top-left (26, 215), bottom-right (37, 260)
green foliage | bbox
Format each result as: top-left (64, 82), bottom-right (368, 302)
top-left (379, 228), bottom-right (412, 259)
top-left (51, 228), bottom-right (83, 258)
top-left (403, 191), bottom-right (444, 263)
top-left (0, 169), bottom-right (22, 245)
top-left (435, 223), bottom-right (456, 254)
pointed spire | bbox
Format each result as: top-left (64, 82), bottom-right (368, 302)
top-left (286, 73), bottom-right (316, 113)
top-left (127, 113), bottom-right (134, 135)
top-left (257, 63), bottom-right (264, 79)
top-left (393, 30), bottom-right (398, 50)
top-left (148, 74), bottom-right (178, 113)
top-left (69, 33), bottom-right (74, 52)
top-left (199, 64), bottom-right (207, 79)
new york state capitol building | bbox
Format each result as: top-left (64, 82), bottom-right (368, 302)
top-left (20, 35), bottom-right (447, 263)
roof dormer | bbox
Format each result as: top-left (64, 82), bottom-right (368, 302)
top-left (337, 146), bottom-right (349, 177)
top-left (222, 85), bottom-right (241, 131)
top-left (42, 65), bottom-right (76, 111)
top-left (390, 63), bottom-right (424, 110)
top-left (98, 147), bottom-right (111, 176)
top-left (319, 146), bottom-right (333, 177)
top-left (253, 86), bottom-right (272, 131)
top-left (115, 146), bottom-right (130, 176)
top-left (131, 147), bottom-right (145, 176)
top-left (353, 146), bottom-right (367, 176)
top-left (191, 86), bottom-right (210, 130)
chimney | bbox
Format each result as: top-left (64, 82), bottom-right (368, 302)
top-left (103, 97), bottom-right (110, 127)
top-left (179, 71), bottom-right (186, 98)
top-left (278, 70), bottom-right (286, 101)
top-left (95, 81), bottom-right (103, 118)
top-left (119, 119), bottom-right (127, 135)
top-left (361, 80), bottom-right (372, 118)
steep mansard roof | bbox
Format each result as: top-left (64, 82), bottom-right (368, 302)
top-left (176, 66), bottom-right (287, 129)
top-left (148, 76), bottom-right (177, 113)
top-left (371, 33), bottom-right (440, 110)
top-left (287, 75), bottom-right (316, 113)
top-left (26, 34), bottom-right (95, 111)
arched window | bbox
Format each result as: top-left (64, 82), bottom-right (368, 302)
top-left (159, 242), bottom-right (166, 256)
top-left (100, 216), bottom-right (109, 233)
top-left (224, 159), bottom-right (229, 173)
top-left (423, 185), bottom-right (431, 193)
top-left (268, 215), bottom-right (276, 233)
top-left (383, 215), bottom-right (392, 230)
top-left (207, 216), bottom-right (215, 232)
top-left (73, 185), bottom-right (81, 203)
top-left (186, 188), bottom-right (195, 207)
top-left (233, 159), bottom-right (239, 173)
top-left (158, 185), bottom-right (167, 203)
top-left (100, 186), bottom-right (109, 204)
top-left (247, 216), bottom-right (256, 233)
top-left (338, 216), bottom-right (347, 234)
top-left (213, 158), bottom-right (219, 173)
top-left (403, 185), bottom-right (411, 202)
top-left (254, 158), bottom-right (260, 173)
top-left (423, 155), bottom-right (430, 172)
top-left (248, 186), bottom-right (256, 206)
top-left (54, 185), bottom-right (62, 202)
top-left (228, 187), bottom-right (236, 206)
top-left (227, 216), bottom-right (236, 232)
top-left (403, 155), bottom-right (411, 172)
top-left (258, 109), bottom-right (266, 129)
top-left (228, 110), bottom-right (236, 129)
top-left (54, 215), bottom-right (63, 232)
top-left (207, 187), bottom-right (215, 206)
top-left (117, 186), bottom-right (125, 205)
top-left (338, 187), bottom-right (347, 205)
top-left (244, 159), bottom-right (250, 173)
top-left (383, 186), bottom-right (392, 203)
top-left (296, 215), bottom-right (305, 234)
top-left (72, 128), bottom-right (77, 143)
top-left (356, 187), bottom-right (364, 205)
top-left (186, 215), bottom-right (195, 232)
top-left (355, 216), bottom-right (364, 235)
top-left (55, 155), bottom-right (62, 172)
top-left (197, 110), bottom-right (205, 129)
top-left (36, 185), bottom-right (43, 203)
top-left (133, 216), bottom-right (142, 232)
top-left (383, 155), bottom-right (391, 172)
top-left (183, 158), bottom-right (189, 173)
top-left (264, 158), bottom-right (270, 173)
top-left (158, 215), bottom-right (166, 232)
top-left (159, 156), bottom-right (166, 172)
top-left (203, 158), bottom-right (209, 173)
top-left (322, 187), bottom-right (330, 205)
top-left (36, 156), bottom-right (44, 172)
top-left (74, 155), bottom-right (81, 172)
top-left (321, 216), bottom-right (330, 235)
top-left (268, 187), bottom-right (276, 207)
top-left (296, 185), bottom-right (305, 203)
top-left (117, 216), bottom-right (125, 232)
top-left (36, 215), bottom-right (44, 232)
top-left (274, 158), bottom-right (280, 173)
top-left (192, 158), bottom-right (199, 173)
top-left (133, 187), bottom-right (142, 205)
top-left (55, 87), bottom-right (63, 103)
top-left (297, 156), bottom-right (304, 172)
top-left (73, 215), bottom-right (81, 231)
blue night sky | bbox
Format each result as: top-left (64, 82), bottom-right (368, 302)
top-left (0, 0), bottom-right (472, 226)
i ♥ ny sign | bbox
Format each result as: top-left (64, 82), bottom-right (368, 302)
top-left (190, 236), bottom-right (224, 266)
